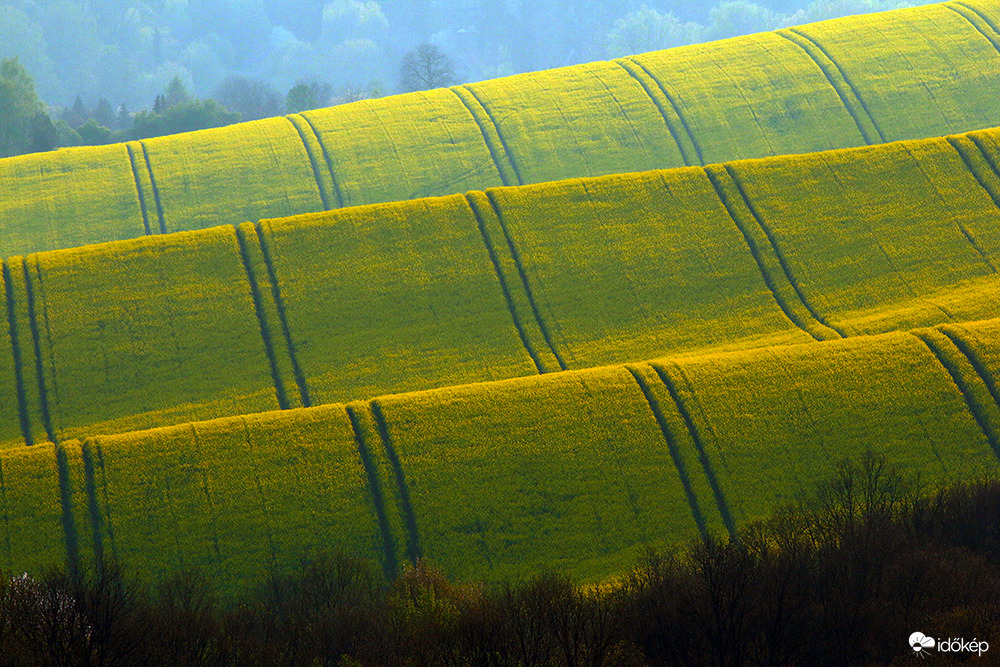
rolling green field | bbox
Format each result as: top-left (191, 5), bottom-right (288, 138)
top-left (4, 319), bottom-right (998, 591)
top-left (1, 228), bottom-right (281, 447)
top-left (0, 124), bottom-right (1000, 450)
top-left (0, 1), bottom-right (999, 258)
top-left (2, 0), bottom-right (1000, 598)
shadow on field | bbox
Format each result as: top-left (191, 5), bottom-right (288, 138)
top-left (2, 450), bottom-right (999, 666)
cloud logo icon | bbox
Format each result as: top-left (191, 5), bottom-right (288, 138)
top-left (910, 632), bottom-right (935, 655)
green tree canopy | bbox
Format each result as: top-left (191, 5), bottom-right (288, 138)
top-left (0, 57), bottom-right (49, 158)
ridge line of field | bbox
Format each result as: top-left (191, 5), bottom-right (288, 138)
top-left (235, 225), bottom-right (290, 410)
top-left (254, 222), bottom-right (312, 408)
top-left (346, 404), bottom-right (399, 579)
top-left (724, 164), bottom-right (847, 337)
top-left (54, 444), bottom-right (80, 576)
top-left (703, 167), bottom-right (825, 342)
top-left (239, 416), bottom-right (278, 574)
top-left (613, 60), bottom-right (694, 167)
top-left (465, 193), bottom-right (547, 373)
top-left (484, 191), bottom-right (568, 370)
top-left (125, 144), bottom-right (153, 236)
top-left (285, 115), bottom-right (332, 211)
top-left (80, 442), bottom-right (105, 571)
top-left (946, 3), bottom-right (1000, 55)
top-left (297, 114), bottom-right (345, 209)
top-left (940, 327), bottom-right (1000, 419)
top-left (23, 258), bottom-right (56, 444)
top-left (650, 362), bottom-right (738, 541)
top-left (458, 85), bottom-right (524, 185)
top-left (139, 142), bottom-right (167, 234)
top-left (776, 30), bottom-right (880, 145)
top-left (623, 57), bottom-right (704, 165)
top-left (3, 262), bottom-right (32, 447)
top-left (189, 424), bottom-right (223, 564)
top-left (451, 88), bottom-right (518, 187)
top-left (947, 136), bottom-right (1000, 209)
top-left (626, 365), bottom-right (709, 539)
top-left (912, 331), bottom-right (1000, 460)
top-left (370, 400), bottom-right (422, 565)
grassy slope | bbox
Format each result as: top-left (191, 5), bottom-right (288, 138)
top-left (484, 168), bottom-right (814, 369)
top-left (141, 118), bottom-right (325, 234)
top-left (725, 132), bottom-right (1000, 335)
top-left (83, 404), bottom-right (387, 593)
top-left (257, 195), bottom-right (537, 406)
top-left (29, 227), bottom-right (279, 442)
top-left (0, 144), bottom-right (146, 257)
top-left (10, 321), bottom-right (995, 592)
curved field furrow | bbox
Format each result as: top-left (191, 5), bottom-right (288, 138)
top-left (140, 118), bottom-right (324, 234)
top-left (79, 405), bottom-right (386, 593)
top-left (299, 89), bottom-right (506, 208)
top-left (649, 331), bottom-right (1000, 529)
top-left (463, 61), bottom-right (687, 184)
top-left (0, 144), bottom-right (147, 255)
top-left (0, 267), bottom-right (26, 449)
top-left (482, 167), bottom-right (817, 369)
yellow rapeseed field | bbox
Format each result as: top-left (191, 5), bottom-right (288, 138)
top-left (140, 118), bottom-right (325, 233)
top-left (297, 89), bottom-right (504, 208)
top-left (461, 61), bottom-right (686, 184)
top-left (787, 2), bottom-right (1000, 143)
top-left (256, 195), bottom-right (537, 406)
top-left (649, 332), bottom-right (1000, 528)
top-left (0, 144), bottom-right (146, 256)
top-left (82, 405), bottom-right (388, 592)
top-left (25, 227), bottom-right (280, 442)
top-left (481, 168), bottom-right (815, 369)
top-left (723, 133), bottom-right (1000, 335)
top-left (627, 32), bottom-right (867, 164)
top-left (0, 444), bottom-right (68, 575)
top-left (9, 321), bottom-right (997, 592)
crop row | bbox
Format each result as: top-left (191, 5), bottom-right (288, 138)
top-left (0, 1), bottom-right (999, 258)
top-left (2, 126), bottom-right (1000, 448)
top-left (3, 318), bottom-right (999, 592)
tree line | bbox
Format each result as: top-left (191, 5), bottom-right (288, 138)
top-left (0, 43), bottom-right (456, 158)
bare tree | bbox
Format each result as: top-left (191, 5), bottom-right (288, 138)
top-left (399, 44), bottom-right (456, 92)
